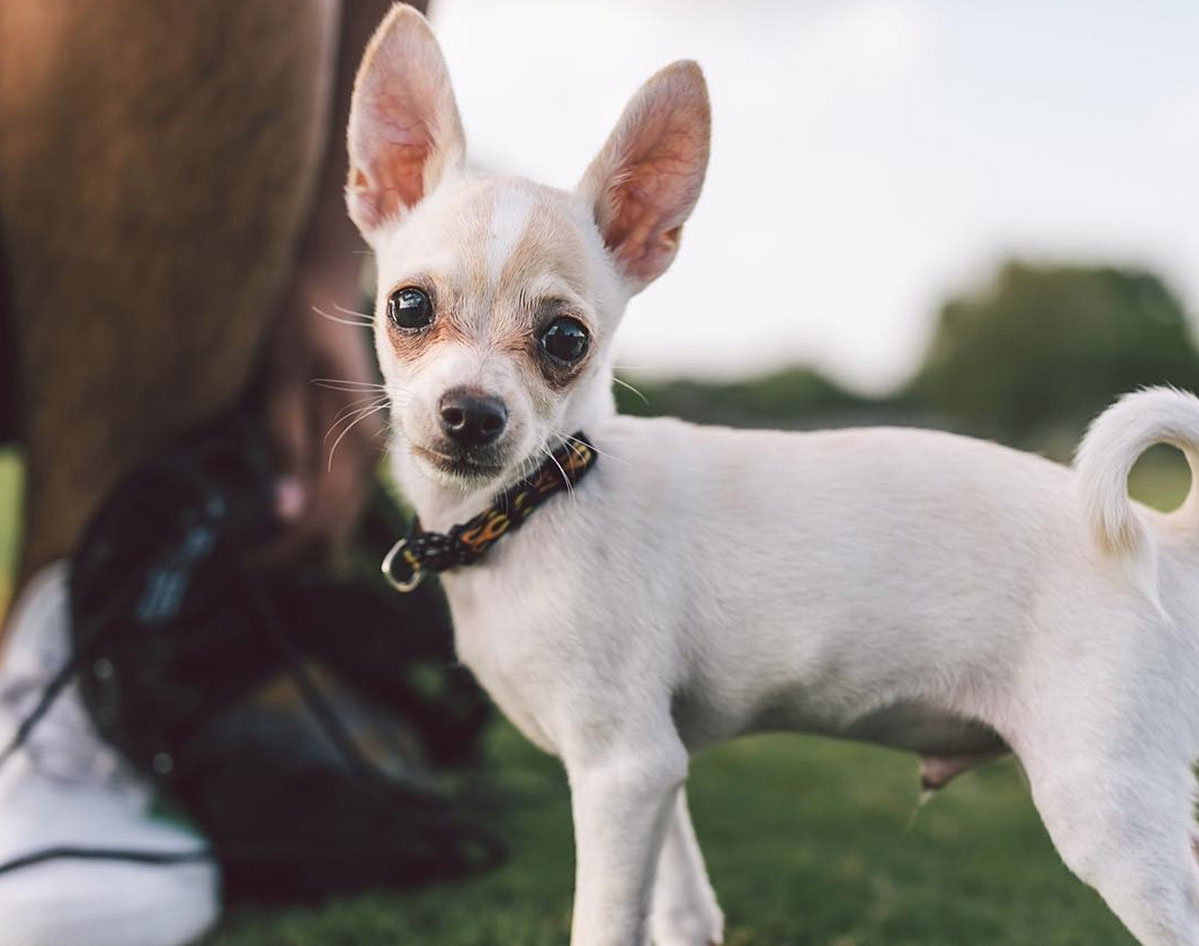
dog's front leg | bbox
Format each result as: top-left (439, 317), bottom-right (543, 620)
top-left (650, 789), bottom-right (723, 946)
top-left (566, 739), bottom-right (688, 946)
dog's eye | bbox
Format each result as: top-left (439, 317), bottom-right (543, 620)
top-left (540, 317), bottom-right (589, 365)
top-left (387, 287), bottom-right (433, 330)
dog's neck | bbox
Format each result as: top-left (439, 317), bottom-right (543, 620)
top-left (394, 374), bottom-right (617, 534)
top-left (392, 454), bottom-right (501, 534)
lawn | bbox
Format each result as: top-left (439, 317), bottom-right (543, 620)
top-left (0, 448), bottom-right (20, 611)
top-left (1, 443), bottom-right (1188, 945)
top-left (207, 724), bottom-right (1133, 946)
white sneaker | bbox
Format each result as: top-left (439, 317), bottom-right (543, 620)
top-left (0, 564), bottom-right (221, 946)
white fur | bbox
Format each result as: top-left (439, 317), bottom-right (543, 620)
top-left (485, 186), bottom-right (536, 283)
top-left (348, 9), bottom-right (1199, 945)
top-left (1076, 386), bottom-right (1199, 553)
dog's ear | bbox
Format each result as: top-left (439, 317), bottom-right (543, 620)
top-left (578, 61), bottom-right (710, 293)
top-left (346, 4), bottom-right (465, 240)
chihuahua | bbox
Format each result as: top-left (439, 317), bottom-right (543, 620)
top-left (346, 7), bottom-right (1199, 945)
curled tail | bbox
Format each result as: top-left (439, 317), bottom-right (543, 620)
top-left (1074, 386), bottom-right (1199, 554)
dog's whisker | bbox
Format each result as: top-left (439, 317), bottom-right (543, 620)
top-left (314, 379), bottom-right (388, 394)
top-left (612, 375), bottom-right (650, 407)
top-left (328, 398), bottom-right (386, 429)
top-left (554, 429), bottom-right (626, 466)
top-left (333, 303), bottom-right (375, 320)
top-left (324, 397), bottom-right (389, 445)
top-left (328, 394), bottom-right (390, 429)
top-left (327, 402), bottom-right (389, 472)
top-left (315, 383), bottom-right (383, 394)
top-left (312, 304), bottom-right (373, 328)
top-left (610, 362), bottom-right (664, 372)
top-left (541, 439), bottom-right (574, 502)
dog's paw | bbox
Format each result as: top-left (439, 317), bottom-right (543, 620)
top-left (651, 904), bottom-right (724, 946)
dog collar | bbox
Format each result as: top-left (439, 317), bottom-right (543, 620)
top-left (381, 433), bottom-right (597, 592)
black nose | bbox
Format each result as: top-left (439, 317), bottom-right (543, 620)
top-left (438, 389), bottom-right (508, 447)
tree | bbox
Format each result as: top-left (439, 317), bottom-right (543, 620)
top-left (615, 366), bottom-right (876, 429)
top-left (910, 262), bottom-right (1199, 444)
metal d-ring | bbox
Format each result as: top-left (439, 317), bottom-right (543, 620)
top-left (381, 537), bottom-right (423, 593)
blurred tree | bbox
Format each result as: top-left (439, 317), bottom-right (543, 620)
top-left (910, 262), bottom-right (1199, 443)
top-left (615, 365), bottom-right (883, 429)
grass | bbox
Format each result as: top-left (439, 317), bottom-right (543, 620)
top-left (0, 448), bottom-right (22, 613)
top-left (207, 724), bottom-right (1133, 946)
top-left (0, 445), bottom-right (1188, 944)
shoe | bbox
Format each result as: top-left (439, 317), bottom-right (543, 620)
top-left (0, 564), bottom-right (220, 946)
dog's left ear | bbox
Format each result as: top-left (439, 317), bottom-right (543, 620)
top-left (346, 5), bottom-right (465, 241)
top-left (578, 61), bottom-right (710, 293)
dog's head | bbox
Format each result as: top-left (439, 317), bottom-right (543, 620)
top-left (346, 5), bottom-right (709, 492)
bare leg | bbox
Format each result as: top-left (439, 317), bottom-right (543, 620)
top-left (0, 0), bottom-right (411, 631)
top-left (0, 0), bottom-right (332, 576)
top-left (253, 0), bottom-right (414, 564)
top-left (0, 5), bottom-right (419, 939)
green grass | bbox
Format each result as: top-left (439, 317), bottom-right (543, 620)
top-left (0, 448), bottom-right (22, 613)
top-left (207, 724), bottom-right (1133, 946)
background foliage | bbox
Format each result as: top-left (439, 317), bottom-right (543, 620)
top-left (619, 261), bottom-right (1199, 468)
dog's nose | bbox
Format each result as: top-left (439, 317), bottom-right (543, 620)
top-left (438, 389), bottom-right (508, 447)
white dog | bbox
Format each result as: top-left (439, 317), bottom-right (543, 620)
top-left (345, 7), bottom-right (1199, 945)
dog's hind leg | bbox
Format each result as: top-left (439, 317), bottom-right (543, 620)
top-left (1019, 737), bottom-right (1199, 946)
top-left (650, 788), bottom-right (724, 946)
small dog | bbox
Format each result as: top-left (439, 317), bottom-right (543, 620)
top-left (346, 8), bottom-right (1199, 945)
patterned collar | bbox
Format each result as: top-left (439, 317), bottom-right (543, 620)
top-left (381, 433), bottom-right (597, 592)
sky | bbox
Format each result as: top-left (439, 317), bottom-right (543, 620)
top-left (432, 0), bottom-right (1199, 393)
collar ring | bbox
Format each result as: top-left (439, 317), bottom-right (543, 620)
top-left (381, 537), bottom-right (424, 593)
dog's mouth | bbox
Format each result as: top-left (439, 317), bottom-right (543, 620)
top-left (411, 443), bottom-right (506, 482)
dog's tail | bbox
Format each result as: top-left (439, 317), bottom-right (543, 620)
top-left (1074, 386), bottom-right (1199, 555)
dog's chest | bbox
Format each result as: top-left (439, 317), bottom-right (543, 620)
top-left (442, 570), bottom-right (563, 754)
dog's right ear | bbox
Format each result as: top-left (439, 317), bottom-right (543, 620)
top-left (346, 4), bottom-right (465, 240)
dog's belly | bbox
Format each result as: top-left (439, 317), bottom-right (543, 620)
top-left (673, 684), bottom-right (1004, 759)
top-left (680, 688), bottom-right (1007, 787)
top-left (838, 700), bottom-right (1004, 756)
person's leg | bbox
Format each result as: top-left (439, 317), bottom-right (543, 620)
top-left (0, 3), bottom-right (414, 943)
top-left (254, 0), bottom-right (417, 565)
top-left (0, 0), bottom-right (340, 588)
